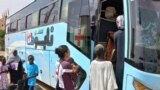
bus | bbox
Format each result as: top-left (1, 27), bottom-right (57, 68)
top-left (5, 0), bottom-right (90, 89)
top-left (5, 0), bottom-right (160, 90)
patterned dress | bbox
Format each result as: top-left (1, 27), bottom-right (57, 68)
top-left (0, 64), bottom-right (9, 90)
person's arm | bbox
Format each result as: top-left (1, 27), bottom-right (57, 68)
top-left (69, 57), bottom-right (79, 73)
top-left (27, 73), bottom-right (38, 79)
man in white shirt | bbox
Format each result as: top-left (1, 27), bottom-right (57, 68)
top-left (90, 44), bottom-right (118, 90)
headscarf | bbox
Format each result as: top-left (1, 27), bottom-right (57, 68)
top-left (116, 15), bottom-right (124, 29)
top-left (7, 50), bottom-right (21, 64)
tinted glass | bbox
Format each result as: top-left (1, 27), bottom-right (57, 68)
top-left (130, 0), bottom-right (160, 74)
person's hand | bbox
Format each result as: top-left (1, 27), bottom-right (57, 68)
top-left (72, 64), bottom-right (78, 73)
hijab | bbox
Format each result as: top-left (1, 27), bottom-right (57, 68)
top-left (116, 15), bottom-right (124, 29)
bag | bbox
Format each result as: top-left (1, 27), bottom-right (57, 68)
top-left (9, 62), bottom-right (19, 71)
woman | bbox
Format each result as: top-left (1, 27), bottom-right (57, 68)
top-left (7, 50), bottom-right (23, 84)
top-left (90, 44), bottom-right (117, 90)
top-left (55, 45), bottom-right (78, 90)
top-left (114, 15), bottom-right (125, 90)
top-left (0, 57), bottom-right (9, 90)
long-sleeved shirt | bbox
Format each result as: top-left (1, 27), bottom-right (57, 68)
top-left (58, 60), bottom-right (77, 90)
top-left (90, 60), bottom-right (118, 90)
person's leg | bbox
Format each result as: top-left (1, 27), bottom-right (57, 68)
top-left (29, 86), bottom-right (34, 90)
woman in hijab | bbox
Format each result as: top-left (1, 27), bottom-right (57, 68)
top-left (114, 15), bottom-right (125, 90)
top-left (7, 50), bottom-right (23, 84)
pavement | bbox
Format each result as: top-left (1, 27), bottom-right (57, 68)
top-left (8, 84), bottom-right (44, 90)
top-left (34, 84), bottom-right (44, 90)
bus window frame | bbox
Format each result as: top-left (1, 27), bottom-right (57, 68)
top-left (17, 19), bottom-right (21, 31)
top-left (10, 21), bottom-right (18, 32)
top-left (6, 24), bottom-right (11, 34)
top-left (26, 14), bottom-right (32, 29)
top-left (39, 6), bottom-right (48, 25)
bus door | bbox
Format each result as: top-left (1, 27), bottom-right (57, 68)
top-left (94, 0), bottom-right (123, 60)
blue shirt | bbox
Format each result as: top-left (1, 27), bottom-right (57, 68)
top-left (27, 64), bottom-right (38, 86)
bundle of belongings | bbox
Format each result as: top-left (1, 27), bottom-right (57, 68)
top-left (105, 6), bottom-right (117, 21)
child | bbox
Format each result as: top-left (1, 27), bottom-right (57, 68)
top-left (55, 45), bottom-right (78, 90)
top-left (0, 57), bottom-right (9, 90)
top-left (69, 57), bottom-right (86, 89)
top-left (27, 55), bottom-right (38, 90)
top-left (17, 73), bottom-right (28, 90)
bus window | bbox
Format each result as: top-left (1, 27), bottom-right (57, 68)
top-left (27, 14), bottom-right (32, 29)
top-left (10, 21), bottom-right (17, 32)
top-left (26, 12), bottom-right (38, 29)
top-left (130, 0), bottom-right (160, 74)
top-left (39, 7), bottom-right (48, 25)
top-left (47, 2), bottom-right (59, 23)
top-left (17, 20), bottom-right (21, 31)
top-left (60, 0), bottom-right (76, 21)
top-left (19, 17), bottom-right (26, 30)
top-left (32, 12), bottom-right (39, 27)
top-left (6, 24), bottom-right (10, 33)
top-left (64, 0), bottom-right (90, 57)
top-left (40, 2), bottom-right (59, 25)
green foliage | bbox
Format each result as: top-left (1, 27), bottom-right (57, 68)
top-left (0, 30), bottom-right (5, 37)
top-left (0, 30), bottom-right (5, 50)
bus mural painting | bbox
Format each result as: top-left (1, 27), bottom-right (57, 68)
top-left (27, 26), bottom-right (54, 50)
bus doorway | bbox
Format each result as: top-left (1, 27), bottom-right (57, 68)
top-left (93, 0), bottom-right (123, 60)
top-left (94, 0), bottom-right (123, 60)
top-left (92, 0), bottom-right (124, 90)
top-left (95, 0), bottom-right (123, 44)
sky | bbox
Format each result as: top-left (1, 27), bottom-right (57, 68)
top-left (0, 0), bottom-right (34, 18)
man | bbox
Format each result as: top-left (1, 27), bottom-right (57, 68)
top-left (90, 44), bottom-right (117, 90)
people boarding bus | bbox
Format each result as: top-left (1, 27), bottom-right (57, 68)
top-left (5, 0), bottom-right (160, 90)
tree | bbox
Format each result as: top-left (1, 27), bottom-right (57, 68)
top-left (0, 30), bottom-right (5, 50)
top-left (0, 30), bottom-right (5, 37)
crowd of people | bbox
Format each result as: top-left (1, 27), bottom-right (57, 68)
top-left (0, 50), bottom-right (38, 90)
top-left (55, 15), bottom-right (125, 90)
top-left (0, 15), bottom-right (124, 90)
